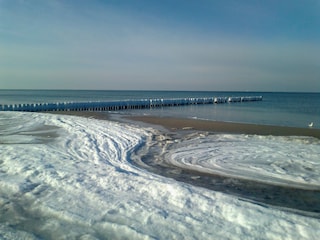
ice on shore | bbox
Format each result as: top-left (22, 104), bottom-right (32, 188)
top-left (0, 112), bottom-right (319, 239)
top-left (164, 133), bottom-right (320, 189)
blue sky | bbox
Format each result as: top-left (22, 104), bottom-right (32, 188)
top-left (0, 0), bottom-right (319, 91)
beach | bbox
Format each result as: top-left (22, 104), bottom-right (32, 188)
top-left (127, 115), bottom-right (320, 139)
top-left (123, 114), bottom-right (320, 216)
top-left (1, 111), bottom-right (320, 239)
top-left (59, 111), bottom-right (320, 216)
top-left (1, 0), bottom-right (319, 236)
top-left (52, 110), bottom-right (320, 139)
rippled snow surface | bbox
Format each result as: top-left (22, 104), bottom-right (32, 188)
top-left (163, 133), bottom-right (320, 188)
top-left (0, 112), bottom-right (319, 239)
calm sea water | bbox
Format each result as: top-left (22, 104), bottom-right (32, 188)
top-left (0, 90), bottom-right (319, 129)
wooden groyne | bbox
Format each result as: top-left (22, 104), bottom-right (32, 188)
top-left (0, 96), bottom-right (262, 112)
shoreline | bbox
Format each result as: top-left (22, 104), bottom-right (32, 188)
top-left (127, 115), bottom-right (320, 139)
top-left (126, 115), bottom-right (320, 217)
top-left (46, 111), bottom-right (320, 139)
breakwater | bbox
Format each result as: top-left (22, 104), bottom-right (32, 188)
top-left (0, 96), bottom-right (262, 112)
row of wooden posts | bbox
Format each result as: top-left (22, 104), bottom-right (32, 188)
top-left (0, 96), bottom-right (263, 112)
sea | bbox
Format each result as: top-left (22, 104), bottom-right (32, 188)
top-left (0, 90), bottom-right (320, 239)
top-left (1, 89), bottom-right (320, 128)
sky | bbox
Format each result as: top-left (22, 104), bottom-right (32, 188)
top-left (0, 0), bottom-right (319, 92)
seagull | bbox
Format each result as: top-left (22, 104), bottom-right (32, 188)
top-left (308, 122), bottom-right (314, 128)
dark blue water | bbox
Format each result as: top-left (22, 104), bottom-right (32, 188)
top-left (0, 90), bottom-right (319, 129)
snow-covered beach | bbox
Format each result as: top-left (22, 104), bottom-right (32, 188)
top-left (1, 0), bottom-right (319, 236)
top-left (1, 111), bottom-right (320, 239)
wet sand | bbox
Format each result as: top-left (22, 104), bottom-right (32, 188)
top-left (128, 115), bottom-right (320, 139)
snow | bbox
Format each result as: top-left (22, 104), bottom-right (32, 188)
top-left (0, 112), bottom-right (319, 239)
top-left (164, 133), bottom-right (320, 189)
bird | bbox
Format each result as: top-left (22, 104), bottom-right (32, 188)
top-left (308, 122), bottom-right (314, 128)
